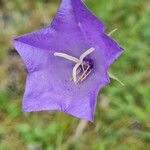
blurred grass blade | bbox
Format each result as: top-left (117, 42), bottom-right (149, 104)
top-left (109, 72), bottom-right (125, 86)
top-left (108, 28), bottom-right (117, 36)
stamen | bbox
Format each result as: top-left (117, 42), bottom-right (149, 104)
top-left (76, 64), bottom-right (90, 83)
top-left (80, 68), bottom-right (92, 82)
top-left (72, 47), bottom-right (95, 82)
top-left (72, 62), bottom-right (82, 83)
top-left (54, 47), bottom-right (95, 84)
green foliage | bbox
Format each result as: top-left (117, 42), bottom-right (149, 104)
top-left (0, 0), bottom-right (149, 149)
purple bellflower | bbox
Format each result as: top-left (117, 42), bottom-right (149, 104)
top-left (13, 0), bottom-right (124, 121)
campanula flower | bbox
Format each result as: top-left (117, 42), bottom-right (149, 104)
top-left (13, 0), bottom-right (124, 121)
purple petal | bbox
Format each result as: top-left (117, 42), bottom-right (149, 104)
top-left (101, 33), bottom-right (124, 67)
top-left (23, 67), bottom-right (108, 121)
top-left (51, 0), bottom-right (105, 32)
top-left (13, 39), bottom-right (51, 72)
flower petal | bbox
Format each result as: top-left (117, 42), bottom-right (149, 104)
top-left (13, 39), bottom-right (51, 72)
top-left (22, 66), bottom-right (107, 121)
top-left (13, 0), bottom-right (124, 121)
top-left (72, 0), bottom-right (105, 31)
top-left (100, 33), bottom-right (124, 67)
top-left (51, 0), bottom-right (105, 33)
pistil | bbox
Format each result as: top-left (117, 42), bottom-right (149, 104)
top-left (54, 47), bottom-right (95, 83)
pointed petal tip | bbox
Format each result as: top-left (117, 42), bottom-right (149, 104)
top-left (22, 103), bottom-right (94, 122)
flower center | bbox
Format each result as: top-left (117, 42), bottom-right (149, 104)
top-left (54, 47), bottom-right (95, 84)
top-left (75, 58), bottom-right (94, 83)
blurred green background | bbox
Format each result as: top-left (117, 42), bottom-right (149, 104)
top-left (0, 0), bottom-right (150, 150)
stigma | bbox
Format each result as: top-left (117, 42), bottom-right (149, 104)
top-left (54, 47), bottom-right (95, 84)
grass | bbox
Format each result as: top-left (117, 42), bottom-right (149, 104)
top-left (0, 0), bottom-right (150, 149)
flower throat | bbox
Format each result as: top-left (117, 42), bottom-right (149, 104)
top-left (54, 47), bottom-right (95, 84)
